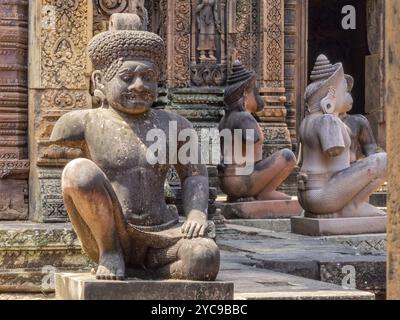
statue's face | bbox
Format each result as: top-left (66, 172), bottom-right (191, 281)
top-left (244, 80), bottom-right (264, 113)
top-left (335, 77), bottom-right (353, 114)
top-left (104, 60), bottom-right (158, 115)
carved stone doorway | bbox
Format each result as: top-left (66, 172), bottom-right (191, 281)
top-left (307, 0), bottom-right (369, 116)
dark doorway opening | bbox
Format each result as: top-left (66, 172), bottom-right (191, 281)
top-left (308, 0), bottom-right (369, 115)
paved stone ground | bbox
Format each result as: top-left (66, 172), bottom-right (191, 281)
top-left (216, 224), bottom-right (385, 298)
top-left (0, 222), bottom-right (383, 300)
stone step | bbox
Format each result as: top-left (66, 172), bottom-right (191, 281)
top-left (219, 224), bottom-right (386, 297)
top-left (226, 219), bottom-right (291, 232)
top-left (218, 261), bottom-right (374, 300)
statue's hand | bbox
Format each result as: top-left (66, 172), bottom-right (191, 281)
top-left (182, 210), bottom-right (208, 239)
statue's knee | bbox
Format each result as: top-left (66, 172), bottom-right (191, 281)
top-left (280, 148), bottom-right (296, 164)
top-left (181, 238), bottom-right (220, 281)
top-left (368, 152), bottom-right (387, 178)
top-left (62, 158), bottom-right (104, 193)
top-left (374, 152), bottom-right (387, 178)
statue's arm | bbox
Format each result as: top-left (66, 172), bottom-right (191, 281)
top-left (174, 116), bottom-right (209, 238)
top-left (357, 115), bottom-right (378, 156)
top-left (317, 115), bottom-right (346, 157)
top-left (196, 1), bottom-right (204, 13)
top-left (213, 1), bottom-right (221, 25)
top-left (49, 110), bottom-right (87, 148)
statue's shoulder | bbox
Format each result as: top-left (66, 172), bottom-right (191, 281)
top-left (233, 112), bottom-right (258, 129)
top-left (50, 109), bottom-right (92, 143)
top-left (154, 109), bottom-right (194, 130)
top-left (349, 114), bottom-right (370, 126)
top-left (57, 109), bottom-right (92, 124)
top-left (316, 113), bottom-right (343, 126)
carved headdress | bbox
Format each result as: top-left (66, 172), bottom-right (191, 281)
top-left (224, 60), bottom-right (257, 107)
top-left (88, 13), bottom-right (165, 81)
top-left (305, 54), bottom-right (353, 114)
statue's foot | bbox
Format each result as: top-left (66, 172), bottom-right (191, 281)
top-left (257, 190), bottom-right (292, 201)
top-left (96, 251), bottom-right (126, 280)
top-left (339, 202), bottom-right (386, 218)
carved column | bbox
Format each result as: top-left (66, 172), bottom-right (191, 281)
top-left (284, 0), bottom-right (297, 150)
top-left (0, 0), bottom-right (29, 220)
top-left (28, 0), bottom-right (92, 222)
top-left (386, 0), bottom-right (400, 300)
top-left (366, 0), bottom-right (386, 149)
top-left (166, 0), bottom-right (191, 88)
top-left (258, 0), bottom-right (292, 157)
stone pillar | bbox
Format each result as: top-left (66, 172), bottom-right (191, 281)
top-left (258, 0), bottom-right (292, 157)
top-left (0, 0), bottom-right (29, 220)
top-left (28, 0), bottom-right (92, 222)
top-left (366, 0), bottom-right (386, 149)
top-left (166, 0), bottom-right (191, 88)
top-left (284, 0), bottom-right (297, 150)
top-left (386, 0), bottom-right (400, 300)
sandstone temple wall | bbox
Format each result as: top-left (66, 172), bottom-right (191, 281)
top-left (0, 0), bottom-right (29, 220)
top-left (0, 0), bottom-right (293, 221)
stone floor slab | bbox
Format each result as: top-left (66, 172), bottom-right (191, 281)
top-left (291, 216), bottom-right (387, 236)
top-left (227, 219), bottom-right (291, 232)
top-left (217, 199), bottom-right (302, 219)
top-left (55, 273), bottom-right (234, 300)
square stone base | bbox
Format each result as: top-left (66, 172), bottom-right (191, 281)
top-left (55, 273), bottom-right (234, 300)
top-left (291, 216), bottom-right (387, 236)
top-left (217, 199), bottom-right (302, 219)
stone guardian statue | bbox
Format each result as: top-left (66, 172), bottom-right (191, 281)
top-left (50, 13), bottom-right (220, 281)
top-left (297, 54), bottom-right (387, 219)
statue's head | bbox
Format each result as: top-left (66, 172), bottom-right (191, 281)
top-left (305, 54), bottom-right (354, 115)
top-left (88, 13), bottom-right (164, 115)
top-left (224, 61), bottom-right (264, 113)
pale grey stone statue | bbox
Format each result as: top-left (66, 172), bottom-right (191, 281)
top-left (297, 54), bottom-right (387, 218)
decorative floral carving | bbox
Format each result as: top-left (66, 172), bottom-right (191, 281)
top-left (40, 90), bottom-right (88, 110)
top-left (40, 0), bottom-right (89, 89)
top-left (97, 0), bottom-right (129, 15)
top-left (262, 0), bottom-right (283, 88)
top-left (171, 0), bottom-right (191, 87)
top-left (191, 63), bottom-right (227, 87)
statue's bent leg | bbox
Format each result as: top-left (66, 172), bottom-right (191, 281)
top-left (147, 238), bottom-right (220, 281)
top-left (301, 153), bottom-right (387, 217)
top-left (62, 158), bottom-right (129, 280)
top-left (251, 148), bottom-right (296, 200)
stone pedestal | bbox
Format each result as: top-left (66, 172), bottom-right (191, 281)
top-left (291, 216), bottom-right (387, 236)
top-left (55, 273), bottom-right (234, 300)
top-left (217, 199), bottom-right (302, 220)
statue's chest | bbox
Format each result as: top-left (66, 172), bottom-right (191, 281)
top-left (85, 116), bottom-right (160, 169)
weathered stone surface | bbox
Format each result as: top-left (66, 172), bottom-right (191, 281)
top-left (298, 54), bottom-right (387, 221)
top-left (291, 216), bottom-right (387, 236)
top-left (218, 251), bottom-right (374, 300)
top-left (220, 224), bottom-right (386, 294)
top-left (385, 0), bottom-right (400, 300)
top-left (0, 222), bottom-right (384, 299)
top-left (0, 0), bottom-right (29, 220)
top-left (0, 180), bottom-right (27, 220)
top-left (320, 234), bottom-right (386, 255)
top-left (49, 12), bottom-right (220, 282)
top-left (0, 221), bottom-right (93, 292)
top-left (227, 219), bottom-right (291, 232)
top-left (55, 273), bottom-right (234, 300)
top-left (217, 199), bottom-right (301, 220)
top-left (28, 0), bottom-right (93, 222)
